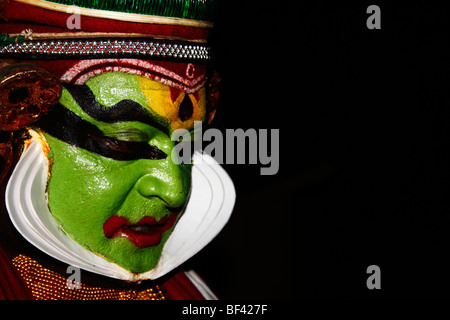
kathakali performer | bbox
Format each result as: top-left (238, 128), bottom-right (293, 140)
top-left (0, 0), bottom-right (234, 300)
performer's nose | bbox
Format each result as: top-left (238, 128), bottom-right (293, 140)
top-left (135, 132), bottom-right (188, 208)
top-left (135, 171), bottom-right (187, 208)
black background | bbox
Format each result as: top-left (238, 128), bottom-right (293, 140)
top-left (186, 1), bottom-right (450, 299)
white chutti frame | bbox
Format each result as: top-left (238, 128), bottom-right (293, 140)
top-left (6, 141), bottom-right (235, 281)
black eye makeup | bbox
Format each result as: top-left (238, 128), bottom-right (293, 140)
top-left (35, 104), bottom-right (167, 161)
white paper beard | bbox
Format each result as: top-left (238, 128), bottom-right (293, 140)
top-left (6, 141), bottom-right (235, 281)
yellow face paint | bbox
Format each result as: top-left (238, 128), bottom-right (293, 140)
top-left (138, 76), bottom-right (206, 131)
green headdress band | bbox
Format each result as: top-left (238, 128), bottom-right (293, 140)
top-left (26, 0), bottom-right (216, 22)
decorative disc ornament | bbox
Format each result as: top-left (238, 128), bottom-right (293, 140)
top-left (0, 63), bottom-right (62, 131)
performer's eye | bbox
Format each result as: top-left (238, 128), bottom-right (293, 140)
top-left (86, 133), bottom-right (167, 161)
top-left (103, 129), bottom-right (150, 142)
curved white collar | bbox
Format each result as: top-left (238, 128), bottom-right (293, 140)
top-left (5, 141), bottom-right (235, 281)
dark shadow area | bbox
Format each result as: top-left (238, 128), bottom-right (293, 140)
top-left (186, 1), bottom-right (450, 299)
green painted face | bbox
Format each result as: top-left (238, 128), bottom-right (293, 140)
top-left (42, 72), bottom-right (204, 273)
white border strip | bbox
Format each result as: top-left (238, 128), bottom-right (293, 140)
top-left (185, 270), bottom-right (219, 300)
